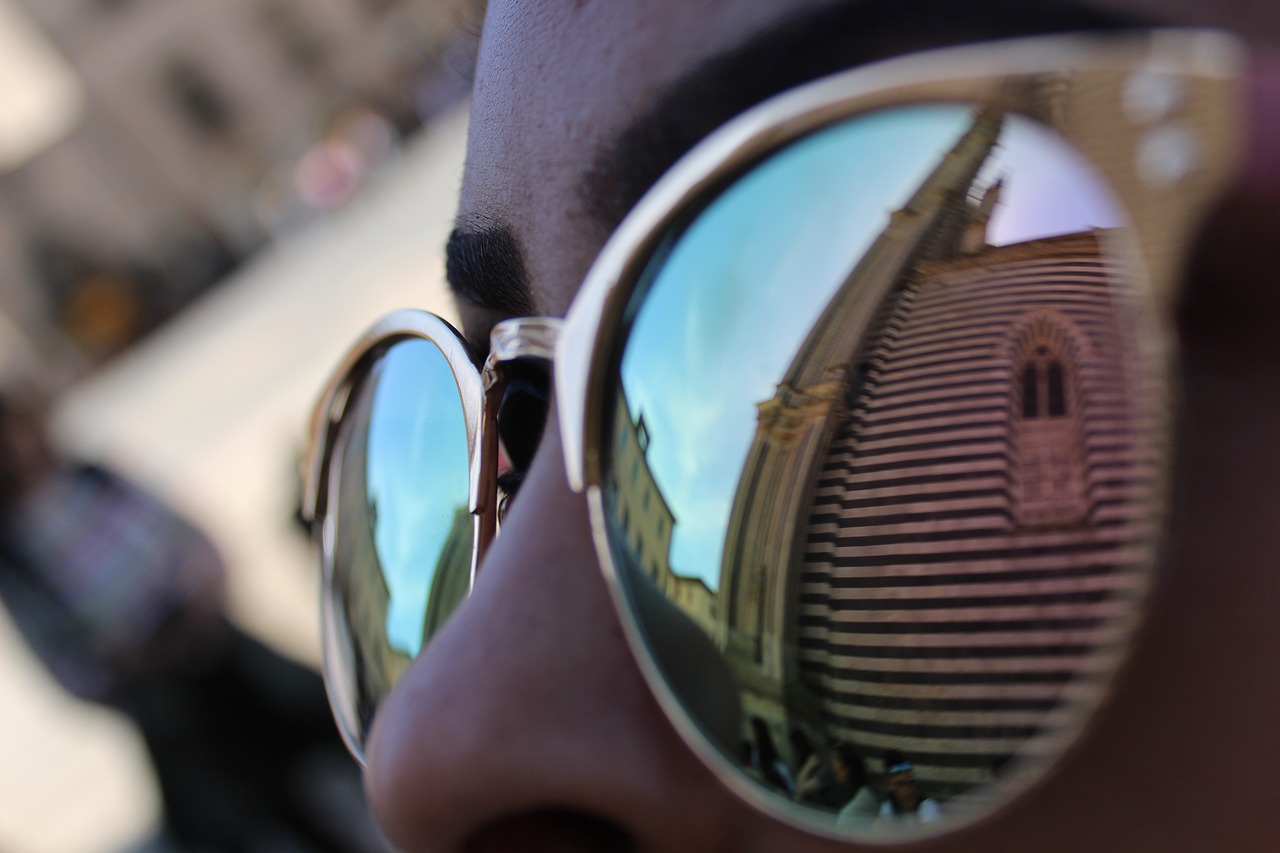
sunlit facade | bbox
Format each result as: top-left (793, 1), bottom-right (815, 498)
top-left (333, 374), bottom-right (412, 728)
top-left (420, 506), bottom-right (472, 646)
top-left (608, 390), bottom-right (716, 633)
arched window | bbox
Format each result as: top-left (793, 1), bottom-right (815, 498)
top-left (1015, 342), bottom-right (1086, 527)
top-left (1020, 346), bottom-right (1069, 419)
top-left (1047, 362), bottom-right (1067, 416)
top-left (1022, 365), bottom-right (1038, 418)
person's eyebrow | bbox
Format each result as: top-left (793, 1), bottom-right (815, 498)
top-left (445, 219), bottom-right (538, 317)
top-left (582, 0), bottom-right (1143, 230)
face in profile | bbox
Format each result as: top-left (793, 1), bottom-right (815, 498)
top-left (302, 1), bottom-right (1280, 851)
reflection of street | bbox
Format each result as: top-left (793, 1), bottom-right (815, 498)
top-left (0, 106), bottom-right (467, 853)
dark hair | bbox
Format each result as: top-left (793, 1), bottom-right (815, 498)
top-left (750, 717), bottom-right (779, 763)
top-left (788, 728), bottom-right (815, 766)
top-left (884, 748), bottom-right (911, 774)
top-left (834, 743), bottom-right (868, 788)
top-left (883, 749), bottom-right (919, 814)
top-left (749, 717), bottom-right (793, 791)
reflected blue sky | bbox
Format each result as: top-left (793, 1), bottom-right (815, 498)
top-left (978, 117), bottom-right (1123, 246)
top-left (365, 339), bottom-right (471, 655)
top-left (619, 105), bottom-right (1124, 591)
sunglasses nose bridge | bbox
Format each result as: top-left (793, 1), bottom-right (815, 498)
top-left (488, 316), bottom-right (564, 361)
top-left (471, 317), bottom-right (564, 567)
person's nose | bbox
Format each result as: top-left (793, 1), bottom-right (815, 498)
top-left (362, 420), bottom-right (767, 852)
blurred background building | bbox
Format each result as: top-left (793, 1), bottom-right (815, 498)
top-left (0, 0), bottom-right (481, 370)
top-left (0, 1), bottom-right (481, 850)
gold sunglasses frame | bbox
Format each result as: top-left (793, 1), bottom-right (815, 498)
top-left (302, 309), bottom-right (558, 758)
top-left (553, 29), bottom-right (1245, 841)
top-left (300, 27), bottom-right (1255, 841)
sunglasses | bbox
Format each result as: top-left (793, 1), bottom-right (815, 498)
top-left (303, 29), bottom-right (1277, 841)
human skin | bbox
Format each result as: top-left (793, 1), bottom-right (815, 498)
top-left (363, 1), bottom-right (1280, 850)
top-left (887, 774), bottom-right (920, 815)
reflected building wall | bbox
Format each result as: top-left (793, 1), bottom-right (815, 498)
top-left (333, 374), bottom-right (411, 720)
top-left (801, 230), bottom-right (1144, 795)
top-left (420, 505), bottom-right (472, 646)
top-left (609, 389), bottom-right (715, 632)
top-left (719, 111), bottom-right (1151, 796)
top-left (718, 112), bottom-right (1007, 745)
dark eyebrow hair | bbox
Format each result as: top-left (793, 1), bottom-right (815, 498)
top-left (445, 220), bottom-right (538, 316)
top-left (581, 0), bottom-right (1142, 230)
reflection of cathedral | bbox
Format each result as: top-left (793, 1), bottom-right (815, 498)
top-left (719, 112), bottom-right (1150, 795)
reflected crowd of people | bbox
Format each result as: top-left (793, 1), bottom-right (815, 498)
top-left (744, 719), bottom-right (945, 830)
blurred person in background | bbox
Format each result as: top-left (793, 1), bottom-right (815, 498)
top-left (876, 750), bottom-right (941, 825)
top-left (0, 387), bottom-right (384, 853)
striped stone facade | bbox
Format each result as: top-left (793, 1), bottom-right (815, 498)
top-left (705, 110), bottom-right (1162, 808)
top-left (799, 230), bottom-right (1153, 794)
top-left (603, 106), bottom-right (1163, 811)
top-left (331, 368), bottom-right (410, 735)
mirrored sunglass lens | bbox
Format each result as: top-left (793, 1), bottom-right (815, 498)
top-left (325, 337), bottom-right (474, 751)
top-left (602, 104), bottom-right (1159, 836)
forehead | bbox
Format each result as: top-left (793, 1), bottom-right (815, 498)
top-left (458, 0), bottom-right (1278, 323)
top-left (459, 0), bottom-right (813, 318)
